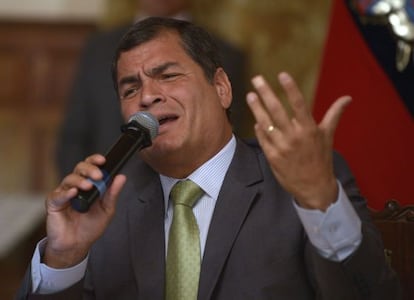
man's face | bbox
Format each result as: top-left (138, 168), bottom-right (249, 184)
top-left (116, 31), bottom-right (232, 175)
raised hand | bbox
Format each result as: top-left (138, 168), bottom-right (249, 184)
top-left (43, 154), bottom-right (126, 268)
top-left (246, 72), bottom-right (351, 211)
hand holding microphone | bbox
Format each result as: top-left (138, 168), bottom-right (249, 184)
top-left (70, 111), bottom-right (159, 212)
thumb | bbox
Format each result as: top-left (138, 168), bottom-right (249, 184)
top-left (101, 174), bottom-right (127, 214)
top-left (319, 96), bottom-right (352, 140)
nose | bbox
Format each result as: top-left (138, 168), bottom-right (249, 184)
top-left (140, 80), bottom-right (164, 109)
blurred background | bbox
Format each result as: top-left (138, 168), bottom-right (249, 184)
top-left (0, 0), bottom-right (332, 298)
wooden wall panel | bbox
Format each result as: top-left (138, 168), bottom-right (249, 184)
top-left (0, 50), bottom-right (28, 109)
top-left (0, 21), bottom-right (95, 192)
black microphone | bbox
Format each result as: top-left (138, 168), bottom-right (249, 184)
top-left (70, 111), bottom-right (159, 212)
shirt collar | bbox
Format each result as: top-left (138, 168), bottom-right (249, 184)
top-left (160, 135), bottom-right (236, 208)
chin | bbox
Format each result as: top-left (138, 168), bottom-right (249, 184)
top-left (141, 137), bottom-right (182, 159)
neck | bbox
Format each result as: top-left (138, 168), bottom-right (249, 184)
top-left (142, 131), bottom-right (233, 179)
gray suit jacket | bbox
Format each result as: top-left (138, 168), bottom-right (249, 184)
top-left (17, 139), bottom-right (400, 299)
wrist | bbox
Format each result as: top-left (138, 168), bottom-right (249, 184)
top-left (295, 178), bottom-right (338, 212)
top-left (43, 242), bottom-right (89, 269)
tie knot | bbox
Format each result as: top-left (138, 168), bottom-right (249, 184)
top-left (170, 180), bottom-right (203, 208)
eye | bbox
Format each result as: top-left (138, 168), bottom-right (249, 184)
top-left (121, 87), bottom-right (138, 100)
top-left (161, 73), bottom-right (180, 81)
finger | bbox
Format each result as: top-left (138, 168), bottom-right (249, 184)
top-left (253, 123), bottom-right (280, 156)
top-left (47, 187), bottom-right (78, 211)
top-left (278, 72), bottom-right (312, 126)
top-left (60, 173), bottom-right (94, 192)
top-left (246, 92), bottom-right (273, 133)
top-left (84, 154), bottom-right (106, 165)
top-left (247, 90), bottom-right (284, 156)
top-left (74, 161), bottom-right (105, 181)
top-left (319, 96), bottom-right (352, 140)
top-left (101, 174), bottom-right (127, 214)
top-left (251, 75), bottom-right (291, 130)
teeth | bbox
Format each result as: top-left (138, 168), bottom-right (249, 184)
top-left (159, 116), bottom-right (169, 124)
top-left (158, 115), bottom-right (176, 125)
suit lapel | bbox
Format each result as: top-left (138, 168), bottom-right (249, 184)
top-left (126, 160), bottom-right (166, 299)
top-left (198, 139), bottom-right (263, 299)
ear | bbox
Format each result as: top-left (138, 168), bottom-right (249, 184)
top-left (214, 68), bottom-right (232, 109)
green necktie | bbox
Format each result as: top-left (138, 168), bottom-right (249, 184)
top-left (166, 180), bottom-right (204, 300)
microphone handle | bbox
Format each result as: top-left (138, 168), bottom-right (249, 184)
top-left (70, 123), bottom-right (151, 212)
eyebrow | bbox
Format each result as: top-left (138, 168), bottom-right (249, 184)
top-left (118, 61), bottom-right (180, 90)
top-left (145, 61), bottom-right (180, 77)
top-left (118, 75), bottom-right (140, 88)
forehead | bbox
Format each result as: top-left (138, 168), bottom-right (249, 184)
top-left (117, 31), bottom-right (192, 70)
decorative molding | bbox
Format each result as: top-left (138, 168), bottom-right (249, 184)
top-left (371, 199), bottom-right (414, 221)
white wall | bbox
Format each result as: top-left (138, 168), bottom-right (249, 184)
top-left (0, 0), bottom-right (105, 21)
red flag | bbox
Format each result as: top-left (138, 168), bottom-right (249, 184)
top-left (313, 0), bottom-right (414, 210)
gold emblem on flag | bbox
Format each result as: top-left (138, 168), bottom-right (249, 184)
top-left (353, 0), bottom-right (414, 71)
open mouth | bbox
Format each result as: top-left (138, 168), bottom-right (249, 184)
top-left (158, 115), bottom-right (178, 126)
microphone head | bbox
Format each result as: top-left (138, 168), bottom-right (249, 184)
top-left (128, 111), bottom-right (159, 140)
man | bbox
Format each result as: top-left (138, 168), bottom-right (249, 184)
top-left (17, 17), bottom-right (399, 299)
top-left (56, 0), bottom-right (248, 178)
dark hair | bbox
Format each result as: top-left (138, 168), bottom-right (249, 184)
top-left (111, 17), bottom-right (223, 93)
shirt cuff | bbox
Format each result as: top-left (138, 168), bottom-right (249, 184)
top-left (31, 238), bottom-right (88, 294)
top-left (293, 181), bottom-right (362, 262)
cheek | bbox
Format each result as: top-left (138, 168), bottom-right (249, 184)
top-left (120, 101), bottom-right (138, 121)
